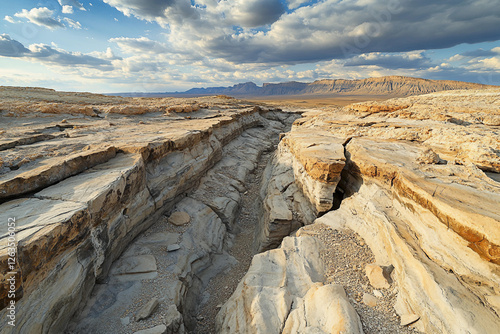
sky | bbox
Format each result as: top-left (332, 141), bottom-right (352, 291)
top-left (0, 0), bottom-right (500, 93)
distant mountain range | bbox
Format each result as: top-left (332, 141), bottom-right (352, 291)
top-left (114, 76), bottom-right (495, 98)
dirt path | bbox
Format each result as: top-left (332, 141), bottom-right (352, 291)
top-left (191, 150), bottom-right (274, 334)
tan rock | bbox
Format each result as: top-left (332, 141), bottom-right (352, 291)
top-left (365, 264), bottom-right (390, 289)
top-left (417, 147), bottom-right (444, 164)
top-left (283, 283), bottom-right (363, 333)
top-left (168, 212), bottom-right (190, 226)
top-left (363, 293), bottom-right (378, 307)
top-left (216, 236), bottom-right (325, 333)
top-left (401, 313), bottom-right (420, 326)
top-left (136, 298), bottom-right (160, 321)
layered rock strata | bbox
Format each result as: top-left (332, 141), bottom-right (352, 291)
top-left (0, 91), bottom-right (298, 333)
top-left (69, 111), bottom-right (296, 333)
top-left (254, 125), bottom-right (346, 252)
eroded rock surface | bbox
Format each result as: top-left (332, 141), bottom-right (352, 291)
top-left (217, 236), bottom-right (364, 334)
top-left (0, 88), bottom-right (299, 333)
top-left (268, 88), bottom-right (500, 333)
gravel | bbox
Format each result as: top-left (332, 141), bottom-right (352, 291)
top-left (312, 223), bottom-right (421, 334)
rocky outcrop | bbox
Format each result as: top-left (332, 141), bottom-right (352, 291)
top-left (216, 235), bottom-right (363, 333)
top-left (0, 91), bottom-right (298, 333)
top-left (253, 143), bottom-right (317, 252)
top-left (253, 127), bottom-right (345, 252)
top-left (281, 88), bottom-right (500, 333)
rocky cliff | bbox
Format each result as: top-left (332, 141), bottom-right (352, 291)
top-left (165, 76), bottom-right (495, 97)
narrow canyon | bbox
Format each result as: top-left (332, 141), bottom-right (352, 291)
top-left (0, 87), bottom-right (499, 334)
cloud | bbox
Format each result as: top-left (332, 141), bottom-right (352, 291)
top-left (63, 17), bottom-right (82, 29)
top-left (58, 0), bottom-right (86, 12)
top-left (218, 0), bottom-right (286, 27)
top-left (0, 34), bottom-right (30, 57)
top-left (62, 5), bottom-right (74, 14)
top-left (0, 34), bottom-right (111, 68)
top-left (287, 0), bottom-right (313, 10)
top-left (4, 16), bottom-right (20, 24)
top-left (205, 0), bottom-right (500, 63)
top-left (170, 0), bottom-right (500, 64)
top-left (27, 44), bottom-right (113, 68)
top-left (460, 48), bottom-right (497, 58)
top-left (344, 52), bottom-right (431, 69)
top-left (110, 36), bottom-right (169, 54)
top-left (14, 7), bottom-right (65, 30)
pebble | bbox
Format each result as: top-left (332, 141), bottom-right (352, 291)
top-left (167, 244), bottom-right (181, 252)
top-left (363, 293), bottom-right (378, 307)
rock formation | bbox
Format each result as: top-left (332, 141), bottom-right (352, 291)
top-left (1, 85), bottom-right (499, 334)
top-left (218, 88), bottom-right (500, 333)
top-left (0, 88), bottom-right (299, 333)
top-left (158, 76), bottom-right (495, 97)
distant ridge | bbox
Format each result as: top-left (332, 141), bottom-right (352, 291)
top-left (114, 76), bottom-right (496, 97)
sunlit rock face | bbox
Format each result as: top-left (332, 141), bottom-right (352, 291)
top-left (219, 88), bottom-right (500, 334)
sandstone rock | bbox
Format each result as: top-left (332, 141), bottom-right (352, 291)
top-left (0, 91), bottom-right (299, 334)
top-left (400, 313), bottom-right (420, 326)
top-left (362, 293), bottom-right (378, 307)
top-left (281, 130), bottom-right (345, 213)
top-left (293, 89), bottom-right (500, 334)
top-left (365, 264), bottom-right (390, 289)
top-left (216, 236), bottom-right (325, 333)
top-left (253, 146), bottom-right (316, 252)
top-left (136, 298), bottom-right (160, 321)
top-left (168, 212), bottom-right (190, 226)
top-left (166, 104), bottom-right (200, 113)
top-left (417, 147), bottom-right (444, 164)
top-left (283, 283), bottom-right (363, 333)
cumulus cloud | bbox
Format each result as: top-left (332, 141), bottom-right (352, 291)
top-left (58, 0), bottom-right (86, 12)
top-left (0, 34), bottom-right (30, 57)
top-left (98, 0), bottom-right (500, 65)
top-left (287, 0), bottom-right (313, 10)
top-left (0, 34), bottom-right (111, 68)
top-left (14, 7), bottom-right (65, 30)
top-left (62, 5), bottom-right (74, 14)
top-left (102, 0), bottom-right (199, 27)
top-left (218, 0), bottom-right (286, 27)
top-left (460, 48), bottom-right (497, 58)
top-left (202, 0), bottom-right (500, 63)
top-left (27, 44), bottom-right (112, 67)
